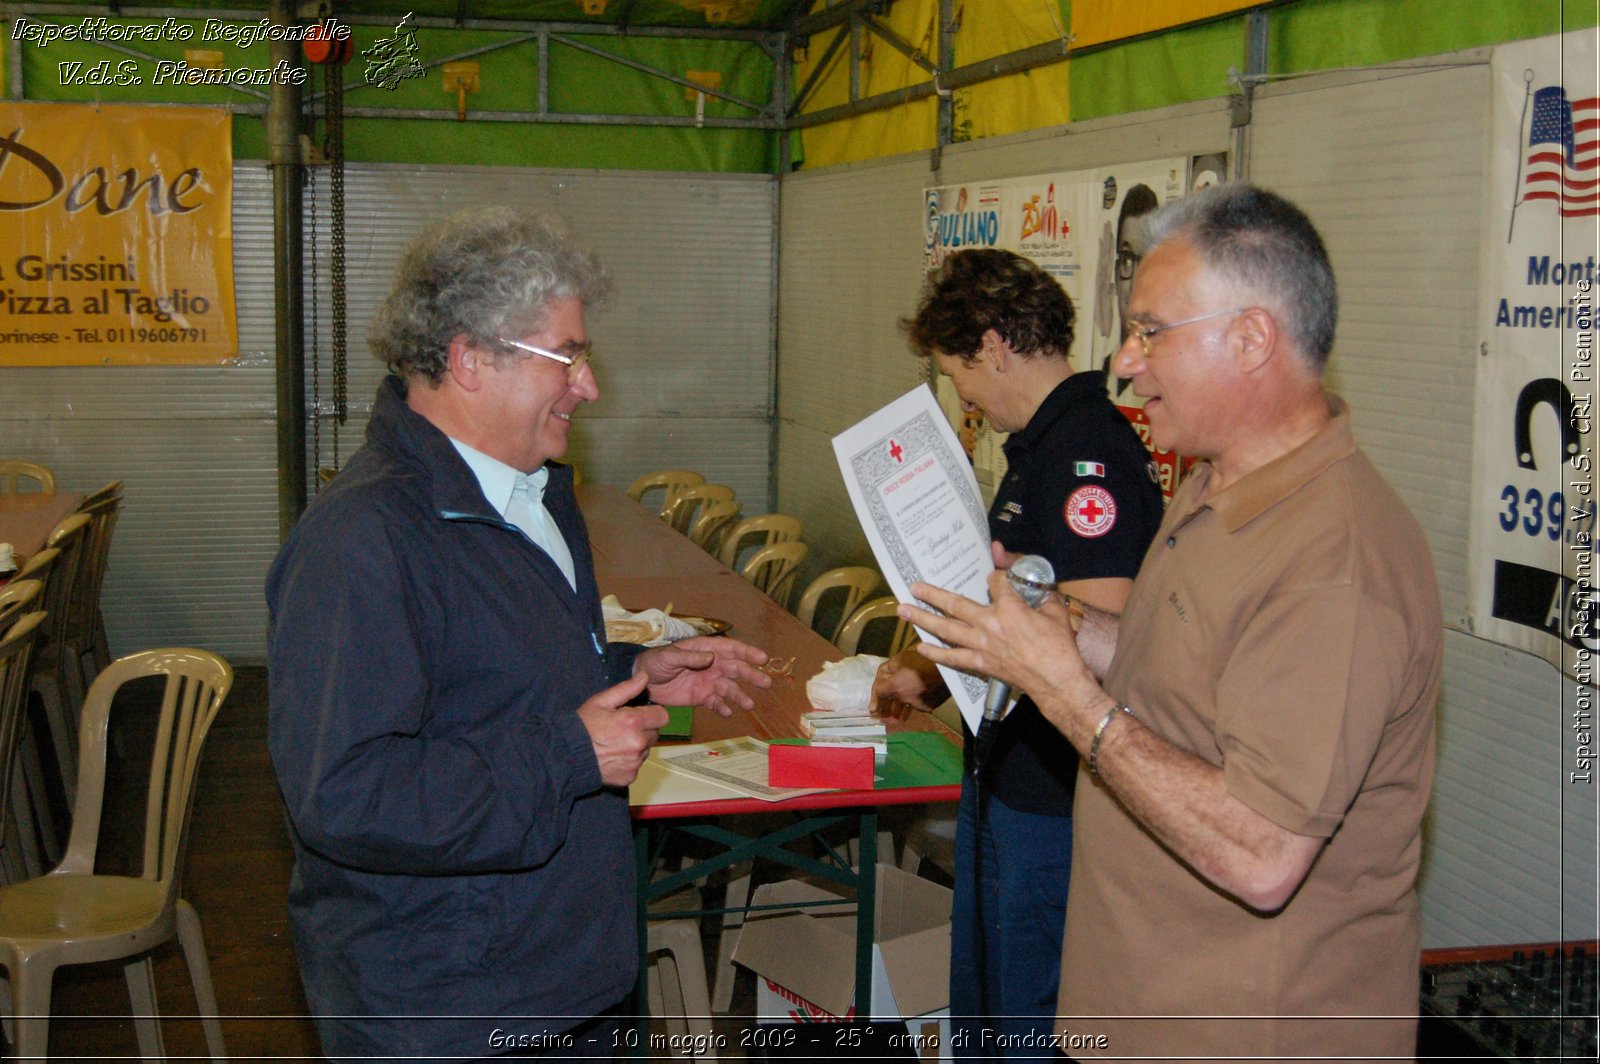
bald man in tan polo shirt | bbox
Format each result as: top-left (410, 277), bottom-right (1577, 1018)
top-left (902, 183), bottom-right (1442, 1062)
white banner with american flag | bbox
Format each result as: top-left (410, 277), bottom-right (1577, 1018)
top-left (1468, 29), bottom-right (1598, 685)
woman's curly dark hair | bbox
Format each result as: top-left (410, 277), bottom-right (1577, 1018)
top-left (903, 249), bottom-right (1075, 362)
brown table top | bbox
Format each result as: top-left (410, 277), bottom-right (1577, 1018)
top-left (0, 492), bottom-right (83, 566)
top-left (578, 482), bottom-right (956, 750)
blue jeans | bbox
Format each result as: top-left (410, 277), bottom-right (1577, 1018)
top-left (950, 774), bottom-right (1074, 1061)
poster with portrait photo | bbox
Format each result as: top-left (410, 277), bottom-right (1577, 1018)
top-left (1089, 161), bottom-right (1187, 380)
top-left (1090, 161), bottom-right (1187, 496)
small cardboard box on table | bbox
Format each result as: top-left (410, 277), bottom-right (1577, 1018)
top-left (733, 862), bottom-right (952, 1059)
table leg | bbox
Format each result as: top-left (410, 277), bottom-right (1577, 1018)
top-left (855, 810), bottom-right (877, 1018)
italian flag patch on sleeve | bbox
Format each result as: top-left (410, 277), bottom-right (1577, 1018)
top-left (1074, 461), bottom-right (1105, 477)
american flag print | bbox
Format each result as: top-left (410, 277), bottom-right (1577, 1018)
top-left (1522, 85), bottom-right (1599, 217)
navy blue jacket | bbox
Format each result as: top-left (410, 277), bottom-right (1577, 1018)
top-left (267, 376), bottom-right (641, 1061)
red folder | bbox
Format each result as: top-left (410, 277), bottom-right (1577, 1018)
top-left (768, 742), bottom-right (875, 790)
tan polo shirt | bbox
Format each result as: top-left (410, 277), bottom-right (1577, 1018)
top-left (1056, 396), bottom-right (1442, 1062)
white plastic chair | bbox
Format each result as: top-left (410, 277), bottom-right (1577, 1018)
top-left (627, 470), bottom-right (705, 521)
top-left (740, 541), bottom-right (809, 611)
top-left (716, 514), bottom-right (802, 572)
top-left (837, 596), bottom-right (918, 657)
top-left (0, 648), bottom-right (232, 1059)
top-left (0, 460), bottom-right (54, 495)
top-left (795, 567), bottom-right (880, 645)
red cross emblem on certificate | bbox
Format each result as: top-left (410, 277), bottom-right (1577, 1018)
top-left (1065, 485), bottom-right (1117, 538)
top-left (888, 438), bottom-right (905, 463)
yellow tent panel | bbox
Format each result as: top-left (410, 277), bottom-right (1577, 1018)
top-left (1071, 0), bottom-right (1259, 49)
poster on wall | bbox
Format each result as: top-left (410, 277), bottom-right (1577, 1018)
top-left (1086, 160), bottom-right (1195, 498)
top-left (0, 102), bottom-right (237, 366)
top-left (1468, 30), bottom-right (1598, 685)
top-left (924, 181), bottom-right (1008, 483)
top-left (1008, 170), bottom-right (1101, 371)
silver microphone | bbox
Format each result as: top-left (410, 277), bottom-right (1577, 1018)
top-left (980, 554), bottom-right (1057, 723)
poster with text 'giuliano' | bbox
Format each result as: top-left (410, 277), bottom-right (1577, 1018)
top-left (1470, 30), bottom-right (1598, 684)
top-left (0, 101), bottom-right (236, 365)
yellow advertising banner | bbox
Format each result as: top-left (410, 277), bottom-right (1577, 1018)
top-left (0, 101), bottom-right (235, 366)
top-left (1070, 0), bottom-right (1258, 49)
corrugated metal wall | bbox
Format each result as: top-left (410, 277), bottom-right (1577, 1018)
top-left (773, 52), bottom-right (1593, 949)
top-left (776, 154), bottom-right (935, 579)
top-left (0, 162), bottom-right (776, 663)
top-left (300, 163), bottom-right (778, 514)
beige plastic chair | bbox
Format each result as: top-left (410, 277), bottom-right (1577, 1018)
top-left (717, 513), bottom-right (803, 572)
top-left (740, 541), bottom-right (809, 610)
top-left (0, 647), bottom-right (233, 1060)
top-left (688, 499), bottom-right (743, 557)
top-left (662, 483), bottom-right (735, 536)
top-left (837, 596), bottom-right (918, 657)
top-left (0, 612), bottom-right (46, 885)
top-left (645, 885), bottom-right (717, 1058)
top-left (795, 567), bottom-right (881, 645)
top-left (11, 554), bottom-right (65, 862)
top-left (75, 480), bottom-right (123, 512)
top-left (0, 460), bottom-right (54, 495)
top-left (627, 470), bottom-right (705, 521)
top-left (0, 579), bottom-right (44, 634)
top-left (0, 583), bottom-right (46, 873)
top-left (65, 493), bottom-right (122, 683)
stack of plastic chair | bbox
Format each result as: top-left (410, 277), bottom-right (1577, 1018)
top-left (0, 580), bottom-right (43, 633)
top-left (10, 553), bottom-right (64, 864)
top-left (795, 567), bottom-right (881, 645)
top-left (740, 541), bottom-right (809, 611)
top-left (26, 514), bottom-right (92, 812)
top-left (0, 460), bottom-right (54, 495)
top-left (0, 611), bottom-right (46, 885)
top-left (662, 484), bottom-right (735, 537)
top-left (626, 470), bottom-right (705, 521)
top-left (69, 484), bottom-right (123, 686)
top-left (0, 648), bottom-right (232, 1060)
top-left (716, 513), bottom-right (803, 573)
top-left (688, 500), bottom-right (743, 557)
top-left (837, 596), bottom-right (918, 657)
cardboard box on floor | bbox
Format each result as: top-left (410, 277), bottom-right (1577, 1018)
top-left (733, 863), bottom-right (952, 1057)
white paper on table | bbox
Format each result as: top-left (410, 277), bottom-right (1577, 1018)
top-left (832, 385), bottom-right (995, 731)
top-left (651, 737), bottom-right (832, 802)
top-left (630, 755), bottom-right (750, 807)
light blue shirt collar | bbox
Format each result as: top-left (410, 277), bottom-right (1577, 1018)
top-left (448, 439), bottom-right (547, 520)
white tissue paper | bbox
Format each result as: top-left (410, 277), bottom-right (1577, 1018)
top-left (600, 596), bottom-right (700, 646)
top-left (805, 654), bottom-right (889, 714)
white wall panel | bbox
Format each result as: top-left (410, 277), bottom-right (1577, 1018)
top-left (776, 154), bottom-right (933, 583)
top-left (1251, 62), bottom-right (1487, 625)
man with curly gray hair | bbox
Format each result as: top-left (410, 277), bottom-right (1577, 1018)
top-left (267, 206), bottom-right (771, 1062)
